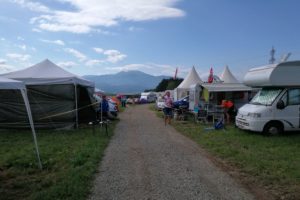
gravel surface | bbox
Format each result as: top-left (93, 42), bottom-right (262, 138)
top-left (89, 105), bottom-right (255, 200)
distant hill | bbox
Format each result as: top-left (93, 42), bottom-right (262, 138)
top-left (83, 70), bottom-right (169, 93)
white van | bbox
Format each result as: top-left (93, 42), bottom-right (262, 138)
top-left (236, 61), bottom-right (300, 134)
top-left (140, 92), bottom-right (157, 103)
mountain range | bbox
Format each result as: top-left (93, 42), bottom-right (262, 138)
top-left (83, 70), bottom-right (169, 93)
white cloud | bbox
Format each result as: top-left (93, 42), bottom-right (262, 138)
top-left (6, 53), bottom-right (31, 62)
top-left (32, 28), bottom-right (42, 32)
top-left (0, 58), bottom-right (15, 72)
top-left (17, 44), bottom-right (27, 51)
top-left (103, 49), bottom-right (127, 63)
top-left (0, 59), bottom-right (6, 65)
top-left (57, 61), bottom-right (77, 68)
top-left (39, 23), bottom-right (91, 34)
top-left (21, 0), bottom-right (185, 33)
top-left (12, 0), bottom-right (51, 13)
top-left (93, 48), bottom-right (127, 63)
top-left (64, 48), bottom-right (87, 61)
top-left (128, 26), bottom-right (143, 32)
top-left (93, 48), bottom-right (104, 54)
top-left (86, 59), bottom-right (105, 66)
top-left (40, 39), bottom-right (65, 46)
top-left (17, 36), bottom-right (24, 41)
top-left (0, 38), bottom-right (6, 41)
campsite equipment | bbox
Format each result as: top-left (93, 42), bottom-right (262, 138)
top-left (0, 59), bottom-right (95, 129)
top-left (0, 77), bottom-right (42, 169)
top-left (236, 61), bottom-right (300, 134)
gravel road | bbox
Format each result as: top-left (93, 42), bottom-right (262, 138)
top-left (89, 105), bottom-right (255, 200)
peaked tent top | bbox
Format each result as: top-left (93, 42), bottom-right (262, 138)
top-left (177, 66), bottom-right (203, 89)
top-left (220, 66), bottom-right (239, 83)
top-left (1, 59), bottom-right (94, 87)
top-left (0, 77), bottom-right (25, 90)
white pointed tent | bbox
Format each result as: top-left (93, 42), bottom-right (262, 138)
top-left (200, 66), bottom-right (253, 109)
top-left (220, 66), bottom-right (239, 83)
top-left (201, 66), bottom-right (252, 93)
top-left (1, 59), bottom-right (95, 128)
top-left (0, 77), bottom-right (42, 169)
top-left (175, 66), bottom-right (203, 100)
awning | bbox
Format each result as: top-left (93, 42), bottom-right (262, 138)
top-left (201, 83), bottom-right (253, 92)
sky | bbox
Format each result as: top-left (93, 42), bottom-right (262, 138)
top-left (0, 0), bottom-right (300, 80)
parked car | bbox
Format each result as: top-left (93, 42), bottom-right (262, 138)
top-left (173, 96), bottom-right (189, 109)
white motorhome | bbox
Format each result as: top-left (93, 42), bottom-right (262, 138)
top-left (236, 61), bottom-right (300, 134)
top-left (140, 92), bottom-right (157, 103)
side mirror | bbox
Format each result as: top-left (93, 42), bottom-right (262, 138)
top-left (276, 100), bottom-right (285, 110)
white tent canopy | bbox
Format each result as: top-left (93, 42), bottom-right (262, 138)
top-left (2, 59), bottom-right (94, 87)
top-left (0, 59), bottom-right (95, 129)
top-left (220, 66), bottom-right (239, 84)
top-left (177, 66), bottom-right (203, 89)
top-left (175, 66), bottom-right (203, 100)
top-left (0, 77), bottom-right (42, 169)
top-left (0, 77), bottom-right (25, 90)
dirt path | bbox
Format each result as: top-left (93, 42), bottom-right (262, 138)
top-left (89, 105), bottom-right (255, 200)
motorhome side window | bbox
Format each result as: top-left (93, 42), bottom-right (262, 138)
top-left (288, 89), bottom-right (300, 105)
top-left (281, 92), bottom-right (288, 106)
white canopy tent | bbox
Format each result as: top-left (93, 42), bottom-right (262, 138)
top-left (0, 77), bottom-right (42, 169)
top-left (1, 59), bottom-right (95, 128)
top-left (220, 66), bottom-right (239, 83)
top-left (174, 66), bottom-right (203, 100)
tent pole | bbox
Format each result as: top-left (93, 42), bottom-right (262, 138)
top-left (21, 89), bottom-right (42, 170)
top-left (74, 84), bottom-right (79, 129)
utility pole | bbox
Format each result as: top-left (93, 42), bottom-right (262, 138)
top-left (269, 46), bottom-right (276, 64)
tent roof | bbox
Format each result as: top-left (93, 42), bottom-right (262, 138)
top-left (1, 59), bottom-right (94, 87)
top-left (202, 83), bottom-right (252, 92)
top-left (0, 77), bottom-right (25, 90)
top-left (177, 66), bottom-right (203, 89)
top-left (220, 66), bottom-right (239, 83)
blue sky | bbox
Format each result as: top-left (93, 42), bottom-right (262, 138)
top-left (0, 0), bottom-right (300, 80)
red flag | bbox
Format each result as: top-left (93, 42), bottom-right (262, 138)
top-left (208, 67), bottom-right (213, 83)
top-left (173, 67), bottom-right (178, 80)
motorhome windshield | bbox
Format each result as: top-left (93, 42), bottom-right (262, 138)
top-left (250, 88), bottom-right (282, 106)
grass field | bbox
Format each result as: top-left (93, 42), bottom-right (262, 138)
top-left (0, 123), bottom-right (116, 200)
top-left (150, 104), bottom-right (300, 199)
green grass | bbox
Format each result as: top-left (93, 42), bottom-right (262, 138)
top-left (150, 105), bottom-right (300, 199)
top-left (0, 123), bottom-right (117, 200)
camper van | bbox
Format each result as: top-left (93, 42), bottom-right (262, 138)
top-left (236, 61), bottom-right (300, 134)
top-left (140, 92), bottom-right (157, 103)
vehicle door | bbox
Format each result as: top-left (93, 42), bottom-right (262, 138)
top-left (275, 88), bottom-right (300, 131)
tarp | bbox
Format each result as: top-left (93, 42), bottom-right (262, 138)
top-left (220, 66), bottom-right (239, 83)
top-left (0, 77), bottom-right (42, 169)
top-left (0, 59), bottom-right (96, 129)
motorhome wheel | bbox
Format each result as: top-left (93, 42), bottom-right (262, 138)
top-left (263, 122), bottom-right (283, 135)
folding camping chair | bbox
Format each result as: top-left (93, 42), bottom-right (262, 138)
top-left (212, 105), bottom-right (224, 124)
top-left (197, 109), bottom-right (208, 124)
